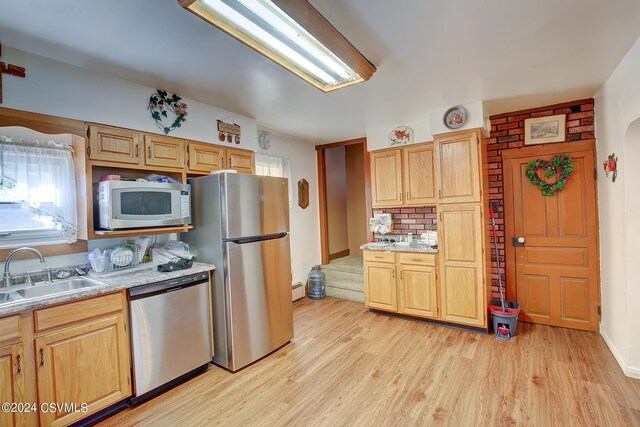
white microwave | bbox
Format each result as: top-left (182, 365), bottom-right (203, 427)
top-left (98, 181), bottom-right (191, 230)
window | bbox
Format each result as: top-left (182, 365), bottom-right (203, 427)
top-left (255, 153), bottom-right (292, 208)
top-left (0, 133), bottom-right (78, 248)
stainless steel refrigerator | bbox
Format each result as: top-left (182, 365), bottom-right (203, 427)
top-left (183, 172), bottom-right (293, 371)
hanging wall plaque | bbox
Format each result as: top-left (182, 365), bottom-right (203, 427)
top-left (298, 179), bottom-right (309, 209)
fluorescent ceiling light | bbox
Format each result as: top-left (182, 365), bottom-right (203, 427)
top-left (179, 0), bottom-right (376, 92)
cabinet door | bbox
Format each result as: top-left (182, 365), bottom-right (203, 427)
top-left (435, 132), bottom-right (480, 203)
top-left (36, 315), bottom-right (131, 427)
top-left (370, 149), bottom-right (403, 207)
top-left (144, 134), bottom-right (186, 169)
top-left (403, 143), bottom-right (436, 205)
top-left (89, 125), bottom-right (141, 165)
top-left (364, 262), bottom-right (397, 312)
top-left (226, 148), bottom-right (255, 174)
top-left (438, 204), bottom-right (485, 327)
top-left (398, 265), bottom-right (437, 319)
top-left (0, 343), bottom-right (26, 427)
top-left (188, 141), bottom-right (224, 173)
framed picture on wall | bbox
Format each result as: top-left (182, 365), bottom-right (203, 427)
top-left (524, 114), bottom-right (566, 145)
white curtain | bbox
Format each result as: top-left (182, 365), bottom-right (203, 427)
top-left (0, 136), bottom-right (78, 242)
top-left (255, 153), bottom-right (293, 208)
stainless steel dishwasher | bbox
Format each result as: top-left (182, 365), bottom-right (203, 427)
top-left (128, 271), bottom-right (212, 405)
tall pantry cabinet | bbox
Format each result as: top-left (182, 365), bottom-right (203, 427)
top-left (434, 129), bottom-right (491, 328)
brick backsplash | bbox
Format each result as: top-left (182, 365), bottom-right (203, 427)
top-left (372, 206), bottom-right (437, 234)
top-left (487, 98), bottom-right (595, 299)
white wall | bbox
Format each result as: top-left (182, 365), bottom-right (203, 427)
top-left (256, 128), bottom-right (321, 286)
top-left (595, 34), bottom-right (640, 378)
top-left (1, 45), bottom-right (258, 150)
top-left (0, 46), bottom-right (261, 274)
top-left (366, 101), bottom-right (488, 151)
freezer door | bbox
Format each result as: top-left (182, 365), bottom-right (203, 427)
top-left (222, 174), bottom-right (289, 239)
top-left (224, 234), bottom-right (294, 371)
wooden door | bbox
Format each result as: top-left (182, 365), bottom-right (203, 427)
top-left (36, 315), bottom-right (131, 426)
top-left (370, 149), bottom-right (403, 207)
top-left (438, 204), bottom-right (485, 327)
top-left (398, 264), bottom-right (437, 318)
top-left (403, 143), bottom-right (436, 205)
top-left (144, 134), bottom-right (185, 169)
top-left (89, 125), bottom-right (141, 165)
top-left (188, 141), bottom-right (224, 173)
top-left (364, 262), bottom-right (397, 312)
top-left (0, 343), bottom-right (26, 427)
top-left (226, 148), bottom-right (255, 174)
top-left (435, 131), bottom-right (481, 203)
top-left (503, 141), bottom-right (600, 331)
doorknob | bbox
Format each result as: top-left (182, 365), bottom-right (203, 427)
top-left (512, 237), bottom-right (525, 247)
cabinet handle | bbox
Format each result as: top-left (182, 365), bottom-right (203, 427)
top-left (439, 189), bottom-right (442, 199)
top-left (148, 146), bottom-right (152, 159)
top-left (16, 354), bottom-right (21, 373)
top-left (39, 348), bottom-right (44, 367)
top-left (135, 144), bottom-right (139, 158)
top-left (412, 258), bottom-right (422, 262)
top-left (374, 256), bottom-right (383, 259)
top-left (392, 270), bottom-right (395, 279)
top-left (406, 191), bottom-right (410, 200)
top-left (400, 270), bottom-right (404, 280)
top-left (398, 192), bottom-right (402, 201)
top-left (222, 157), bottom-right (225, 168)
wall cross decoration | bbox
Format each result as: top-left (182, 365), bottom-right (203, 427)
top-left (0, 43), bottom-right (27, 104)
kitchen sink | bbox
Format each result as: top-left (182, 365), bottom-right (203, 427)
top-left (0, 278), bottom-right (104, 304)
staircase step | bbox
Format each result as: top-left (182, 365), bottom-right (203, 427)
top-left (322, 269), bottom-right (364, 289)
top-left (325, 278), bottom-right (363, 293)
top-left (325, 286), bottom-right (364, 303)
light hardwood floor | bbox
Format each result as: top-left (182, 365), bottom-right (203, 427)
top-left (100, 297), bottom-right (640, 427)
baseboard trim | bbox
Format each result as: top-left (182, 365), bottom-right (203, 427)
top-left (600, 328), bottom-right (640, 379)
top-left (329, 249), bottom-right (350, 261)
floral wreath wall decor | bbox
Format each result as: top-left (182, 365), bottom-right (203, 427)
top-left (148, 90), bottom-right (188, 135)
top-left (603, 153), bottom-right (618, 182)
top-left (526, 153), bottom-right (574, 196)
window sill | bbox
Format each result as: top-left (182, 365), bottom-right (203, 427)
top-left (0, 240), bottom-right (88, 262)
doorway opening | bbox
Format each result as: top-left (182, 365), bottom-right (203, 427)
top-left (316, 138), bottom-right (371, 301)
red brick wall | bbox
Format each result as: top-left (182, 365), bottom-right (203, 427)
top-left (372, 206), bottom-right (437, 234)
top-left (487, 98), bottom-right (595, 298)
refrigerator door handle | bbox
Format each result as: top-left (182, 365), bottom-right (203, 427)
top-left (226, 232), bottom-right (288, 245)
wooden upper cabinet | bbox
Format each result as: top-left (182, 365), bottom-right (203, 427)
top-left (0, 343), bottom-right (26, 427)
top-left (371, 149), bottom-right (403, 208)
top-left (36, 314), bottom-right (131, 426)
top-left (403, 143), bottom-right (436, 206)
top-left (188, 141), bottom-right (224, 173)
top-left (144, 134), bottom-right (186, 169)
top-left (435, 131), bottom-right (481, 204)
top-left (89, 125), bottom-right (141, 165)
top-left (226, 147), bottom-right (255, 174)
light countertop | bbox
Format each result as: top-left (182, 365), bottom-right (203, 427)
top-left (360, 242), bottom-right (438, 253)
top-left (0, 262), bottom-right (215, 317)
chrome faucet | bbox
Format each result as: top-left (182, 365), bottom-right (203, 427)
top-left (2, 247), bottom-right (51, 287)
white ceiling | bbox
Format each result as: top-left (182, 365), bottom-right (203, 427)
top-left (1, 0), bottom-right (639, 143)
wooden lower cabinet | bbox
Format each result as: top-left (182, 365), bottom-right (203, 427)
top-left (439, 265), bottom-right (485, 327)
top-left (364, 251), bottom-right (438, 319)
top-left (0, 291), bottom-right (132, 427)
top-left (0, 343), bottom-right (26, 427)
top-left (35, 313), bottom-right (131, 426)
top-left (364, 262), bottom-right (397, 311)
top-left (398, 264), bottom-right (438, 319)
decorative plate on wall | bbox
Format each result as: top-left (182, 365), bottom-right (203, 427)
top-left (259, 133), bottom-right (271, 150)
top-left (298, 179), bottom-right (309, 209)
top-left (389, 126), bottom-right (414, 146)
top-left (444, 106), bottom-right (468, 129)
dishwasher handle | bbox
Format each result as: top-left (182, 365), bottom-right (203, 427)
top-left (129, 271), bottom-right (209, 299)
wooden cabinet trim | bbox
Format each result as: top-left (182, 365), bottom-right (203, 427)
top-left (403, 143), bottom-right (436, 206)
top-left (89, 125), bottom-right (142, 165)
top-left (34, 292), bottom-right (125, 333)
top-left (143, 134), bottom-right (186, 169)
top-left (370, 149), bottom-right (403, 208)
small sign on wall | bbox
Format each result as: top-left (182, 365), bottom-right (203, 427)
top-left (524, 114), bottom-right (566, 145)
